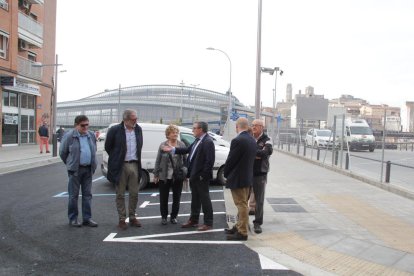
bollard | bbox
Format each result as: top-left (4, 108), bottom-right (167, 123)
top-left (288, 143), bottom-right (291, 152)
top-left (303, 143), bottom-right (306, 156)
top-left (334, 149), bottom-right (339, 165)
top-left (281, 142), bottom-right (283, 150)
top-left (385, 161), bottom-right (391, 183)
top-left (296, 142), bottom-right (300, 154)
top-left (345, 153), bottom-right (349, 170)
top-left (316, 148), bottom-right (320, 160)
top-left (412, 143), bottom-right (413, 152)
top-left (278, 140), bottom-right (280, 149)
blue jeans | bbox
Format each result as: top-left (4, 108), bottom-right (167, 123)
top-left (67, 166), bottom-right (93, 221)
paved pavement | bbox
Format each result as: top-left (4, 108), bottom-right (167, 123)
top-left (1, 143), bottom-right (414, 275)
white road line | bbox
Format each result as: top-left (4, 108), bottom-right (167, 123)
top-left (146, 199), bottom-right (224, 206)
top-left (259, 254), bottom-right (288, 270)
top-left (151, 193), bottom-right (158, 197)
top-left (52, 192), bottom-right (67, 198)
top-left (129, 228), bottom-right (224, 239)
top-left (139, 201), bottom-right (150, 208)
top-left (92, 176), bottom-right (105, 182)
top-left (132, 212), bottom-right (226, 220)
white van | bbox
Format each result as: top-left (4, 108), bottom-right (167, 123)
top-left (101, 123), bottom-right (229, 189)
top-left (345, 119), bottom-right (376, 152)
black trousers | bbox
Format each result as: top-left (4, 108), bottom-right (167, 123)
top-left (159, 179), bottom-right (183, 219)
top-left (189, 177), bottom-right (213, 226)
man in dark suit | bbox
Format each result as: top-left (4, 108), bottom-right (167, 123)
top-left (163, 121), bottom-right (215, 231)
top-left (224, 118), bottom-right (257, 240)
top-left (105, 109), bottom-right (143, 230)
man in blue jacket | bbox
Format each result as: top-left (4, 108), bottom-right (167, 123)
top-left (105, 109), bottom-right (143, 230)
top-left (59, 115), bottom-right (98, 227)
top-left (224, 118), bottom-right (257, 240)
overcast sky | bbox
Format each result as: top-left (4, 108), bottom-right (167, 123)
top-left (56, 0), bottom-right (414, 112)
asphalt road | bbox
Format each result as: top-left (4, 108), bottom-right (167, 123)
top-left (0, 158), bottom-right (300, 275)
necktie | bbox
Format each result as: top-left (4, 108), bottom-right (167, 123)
top-left (189, 138), bottom-right (200, 161)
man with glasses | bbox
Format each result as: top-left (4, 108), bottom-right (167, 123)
top-left (105, 109), bottom-right (143, 230)
top-left (59, 115), bottom-right (98, 227)
top-left (249, 119), bottom-right (273, 234)
top-left (163, 121), bottom-right (215, 231)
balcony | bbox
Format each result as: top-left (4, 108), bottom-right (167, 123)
top-left (18, 12), bottom-right (43, 47)
top-left (17, 56), bottom-right (42, 81)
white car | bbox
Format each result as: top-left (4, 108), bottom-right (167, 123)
top-left (305, 128), bottom-right (334, 148)
top-left (97, 132), bottom-right (106, 141)
top-left (101, 123), bottom-right (229, 190)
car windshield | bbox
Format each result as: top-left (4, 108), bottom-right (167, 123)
top-left (316, 130), bottom-right (331, 137)
top-left (350, 126), bottom-right (373, 135)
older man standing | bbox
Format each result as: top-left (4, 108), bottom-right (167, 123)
top-left (59, 115), bottom-right (98, 227)
top-left (224, 118), bottom-right (257, 240)
top-left (105, 109), bottom-right (143, 230)
top-left (249, 119), bottom-right (273, 234)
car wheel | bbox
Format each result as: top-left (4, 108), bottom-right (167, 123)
top-left (369, 147), bottom-right (375, 152)
top-left (139, 170), bottom-right (149, 190)
top-left (215, 166), bottom-right (226, 186)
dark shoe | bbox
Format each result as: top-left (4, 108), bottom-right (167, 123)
top-left (46, 151), bottom-right (50, 153)
top-left (181, 220), bottom-right (198, 228)
top-left (197, 224), bottom-right (212, 231)
top-left (170, 218), bottom-right (178, 224)
top-left (253, 223), bottom-right (262, 234)
top-left (69, 219), bottom-right (82, 227)
top-left (249, 210), bottom-right (255, 216)
top-left (118, 219), bottom-right (128, 230)
top-left (224, 226), bottom-right (237, 234)
top-left (130, 218), bottom-right (142, 227)
top-left (82, 219), bottom-right (98, 227)
top-left (226, 232), bottom-right (248, 241)
top-left (161, 218), bottom-right (168, 225)
top-left (40, 151), bottom-right (43, 154)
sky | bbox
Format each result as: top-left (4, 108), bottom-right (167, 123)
top-left (56, 0), bottom-right (414, 114)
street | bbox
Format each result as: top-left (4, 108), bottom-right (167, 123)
top-left (0, 156), bottom-right (295, 275)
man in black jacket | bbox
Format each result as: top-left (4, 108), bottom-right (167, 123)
top-left (163, 121), bottom-right (215, 231)
top-left (250, 119), bottom-right (273, 234)
top-left (105, 109), bottom-right (143, 230)
top-left (224, 118), bottom-right (257, 240)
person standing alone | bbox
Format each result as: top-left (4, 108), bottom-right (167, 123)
top-left (223, 118), bottom-right (257, 240)
top-left (59, 115), bottom-right (98, 227)
top-left (250, 119), bottom-right (273, 234)
top-left (105, 109), bottom-right (143, 230)
top-left (38, 122), bottom-right (50, 154)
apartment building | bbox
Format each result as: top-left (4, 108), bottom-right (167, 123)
top-left (0, 0), bottom-right (56, 146)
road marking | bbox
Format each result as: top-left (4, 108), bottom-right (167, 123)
top-left (92, 176), bottom-right (105, 182)
top-left (53, 192), bottom-right (67, 198)
top-left (139, 201), bottom-right (150, 208)
top-left (151, 193), bottom-right (158, 197)
top-left (103, 230), bottom-right (243, 245)
top-left (258, 254), bottom-right (288, 270)
top-left (144, 199), bottom-right (224, 206)
top-left (126, 212), bottom-right (226, 221)
top-left (53, 189), bottom-right (224, 198)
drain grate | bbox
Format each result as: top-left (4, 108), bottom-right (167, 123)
top-left (267, 198), bottom-right (307, 213)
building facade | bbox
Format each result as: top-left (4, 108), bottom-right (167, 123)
top-left (0, 0), bottom-right (56, 147)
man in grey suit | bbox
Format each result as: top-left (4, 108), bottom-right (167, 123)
top-left (224, 118), bottom-right (257, 240)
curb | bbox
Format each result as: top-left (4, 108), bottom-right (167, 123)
top-left (0, 157), bottom-right (62, 176)
top-left (275, 148), bottom-right (414, 201)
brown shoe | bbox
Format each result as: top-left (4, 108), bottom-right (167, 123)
top-left (197, 224), bottom-right (212, 231)
top-left (118, 219), bottom-right (127, 230)
top-left (129, 218), bottom-right (142, 227)
top-left (181, 220), bottom-right (198, 228)
top-left (248, 210), bottom-right (255, 216)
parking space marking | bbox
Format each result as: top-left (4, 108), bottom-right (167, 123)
top-left (125, 212), bottom-right (226, 221)
top-left (139, 201), bottom-right (150, 208)
top-left (92, 176), bottom-right (105, 182)
top-left (144, 199), bottom-right (225, 207)
top-left (103, 230), bottom-right (243, 245)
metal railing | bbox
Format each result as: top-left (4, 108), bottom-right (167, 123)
top-left (18, 12), bottom-right (43, 41)
top-left (17, 56), bottom-right (42, 81)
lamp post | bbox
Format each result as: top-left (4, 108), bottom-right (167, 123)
top-left (206, 47), bottom-right (232, 136)
top-left (261, 67), bottom-right (283, 140)
top-left (190, 83), bottom-right (199, 123)
top-left (32, 54), bottom-right (63, 157)
top-left (179, 80), bottom-right (185, 125)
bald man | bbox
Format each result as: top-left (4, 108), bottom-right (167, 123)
top-left (224, 118), bottom-right (257, 240)
top-left (249, 119), bottom-right (273, 234)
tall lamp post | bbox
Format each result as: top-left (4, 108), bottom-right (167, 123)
top-left (206, 47), bottom-right (232, 136)
top-left (33, 54), bottom-right (63, 157)
top-left (190, 83), bottom-right (199, 123)
top-left (261, 67), bottom-right (283, 140)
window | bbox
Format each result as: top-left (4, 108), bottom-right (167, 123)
top-left (2, 91), bottom-right (8, 106)
top-left (28, 51), bottom-right (36, 62)
top-left (0, 30), bottom-right (9, 59)
top-left (9, 92), bottom-right (18, 107)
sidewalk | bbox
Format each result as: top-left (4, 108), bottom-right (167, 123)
top-left (0, 142), bottom-right (105, 175)
top-left (1, 144), bottom-right (414, 275)
top-left (243, 151), bottom-right (414, 275)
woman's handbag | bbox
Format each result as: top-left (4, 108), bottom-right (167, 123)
top-left (168, 153), bottom-right (186, 182)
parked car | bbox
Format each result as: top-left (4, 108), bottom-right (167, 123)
top-left (97, 132), bottom-right (106, 141)
top-left (101, 123), bottom-right (229, 190)
top-left (208, 132), bottom-right (230, 148)
top-left (305, 129), bottom-right (334, 148)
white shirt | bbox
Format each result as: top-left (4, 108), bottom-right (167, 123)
top-left (124, 126), bottom-right (137, 161)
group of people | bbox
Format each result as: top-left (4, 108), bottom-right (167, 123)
top-left (58, 109), bottom-right (272, 241)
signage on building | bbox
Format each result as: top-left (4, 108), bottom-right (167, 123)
top-left (4, 114), bottom-right (18, 125)
top-left (15, 80), bottom-right (40, 95)
top-left (0, 76), bottom-right (16, 86)
top-left (1, 78), bottom-right (40, 96)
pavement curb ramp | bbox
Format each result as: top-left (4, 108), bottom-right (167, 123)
top-left (275, 148), bottom-right (414, 201)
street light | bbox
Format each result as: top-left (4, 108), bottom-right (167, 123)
top-left (261, 67), bottom-right (283, 141)
top-left (32, 54), bottom-right (63, 157)
top-left (206, 47), bottom-right (232, 136)
top-left (190, 83), bottom-right (199, 123)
